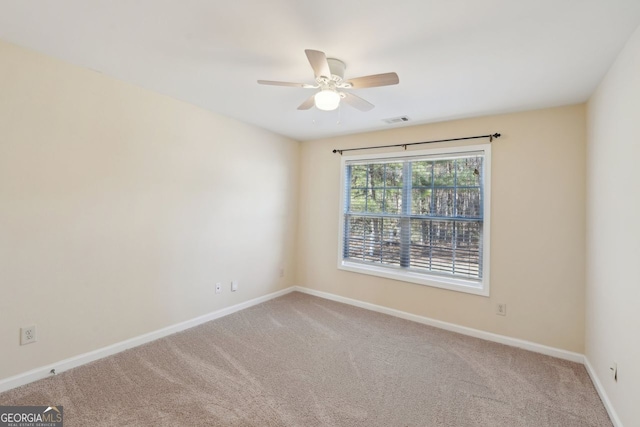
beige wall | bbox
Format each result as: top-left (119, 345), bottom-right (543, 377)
top-left (7, 25), bottom-right (639, 419)
top-left (0, 40), bottom-right (300, 380)
top-left (297, 105), bottom-right (586, 353)
top-left (586, 25), bottom-right (640, 426)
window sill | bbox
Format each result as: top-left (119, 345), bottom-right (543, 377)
top-left (338, 260), bottom-right (489, 297)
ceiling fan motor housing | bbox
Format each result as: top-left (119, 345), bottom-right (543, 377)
top-left (327, 58), bottom-right (346, 81)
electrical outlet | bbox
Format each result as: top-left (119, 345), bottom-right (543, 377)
top-left (231, 280), bottom-right (238, 292)
top-left (215, 282), bottom-right (222, 294)
top-left (496, 303), bottom-right (507, 316)
top-left (610, 362), bottom-right (618, 382)
top-left (21, 325), bottom-right (37, 345)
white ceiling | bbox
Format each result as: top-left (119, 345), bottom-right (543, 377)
top-left (1, 1), bottom-right (639, 141)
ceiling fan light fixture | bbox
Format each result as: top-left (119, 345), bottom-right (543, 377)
top-left (314, 89), bottom-right (341, 111)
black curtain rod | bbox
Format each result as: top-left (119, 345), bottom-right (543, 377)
top-left (332, 132), bottom-right (501, 155)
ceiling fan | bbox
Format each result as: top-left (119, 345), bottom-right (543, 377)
top-left (258, 49), bottom-right (399, 112)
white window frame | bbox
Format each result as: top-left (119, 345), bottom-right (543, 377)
top-left (337, 144), bottom-right (491, 296)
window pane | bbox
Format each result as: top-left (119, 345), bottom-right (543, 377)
top-left (350, 164), bottom-right (368, 188)
top-left (412, 161), bottom-right (432, 187)
top-left (434, 188), bottom-right (455, 217)
top-left (453, 221), bottom-right (482, 277)
top-left (384, 189), bottom-right (402, 214)
top-left (408, 219), bottom-right (482, 279)
top-left (456, 188), bottom-right (481, 218)
top-left (380, 218), bottom-right (401, 266)
top-left (367, 188), bottom-right (384, 213)
top-left (345, 216), bottom-right (369, 261)
top-left (433, 160), bottom-right (455, 186)
top-left (411, 188), bottom-right (432, 215)
top-left (361, 217), bottom-right (383, 263)
top-left (368, 164), bottom-right (385, 188)
top-left (384, 162), bottom-right (403, 187)
top-left (349, 189), bottom-right (367, 213)
top-left (349, 162), bottom-right (406, 214)
top-left (409, 220), bottom-right (433, 270)
top-left (345, 216), bottom-right (401, 266)
top-left (427, 220), bottom-right (455, 274)
top-left (456, 157), bottom-right (482, 186)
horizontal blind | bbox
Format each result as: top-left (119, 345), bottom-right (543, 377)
top-left (343, 153), bottom-right (484, 281)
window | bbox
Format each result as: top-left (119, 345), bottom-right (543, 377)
top-left (338, 144), bottom-right (491, 296)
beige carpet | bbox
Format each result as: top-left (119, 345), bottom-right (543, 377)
top-left (0, 292), bottom-right (611, 426)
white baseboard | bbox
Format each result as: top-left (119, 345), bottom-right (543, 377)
top-left (0, 287), bottom-right (295, 393)
top-left (293, 286), bottom-right (584, 363)
top-left (584, 357), bottom-right (622, 427)
top-left (2, 283), bottom-right (617, 427)
top-left (301, 284), bottom-right (620, 424)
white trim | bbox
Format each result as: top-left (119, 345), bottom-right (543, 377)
top-left (337, 143), bottom-right (491, 297)
top-left (0, 287), bottom-right (295, 393)
top-left (584, 357), bottom-right (623, 427)
top-left (339, 261), bottom-right (488, 296)
top-left (2, 283), bottom-right (615, 427)
top-left (293, 286), bottom-right (583, 363)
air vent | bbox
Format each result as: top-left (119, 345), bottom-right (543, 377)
top-left (382, 116), bottom-right (410, 124)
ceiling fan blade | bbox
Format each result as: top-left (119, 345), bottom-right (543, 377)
top-left (342, 92), bottom-right (374, 111)
top-left (258, 80), bottom-right (316, 88)
top-left (305, 49), bottom-right (331, 79)
top-left (297, 95), bottom-right (316, 110)
top-left (346, 72), bottom-right (399, 88)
